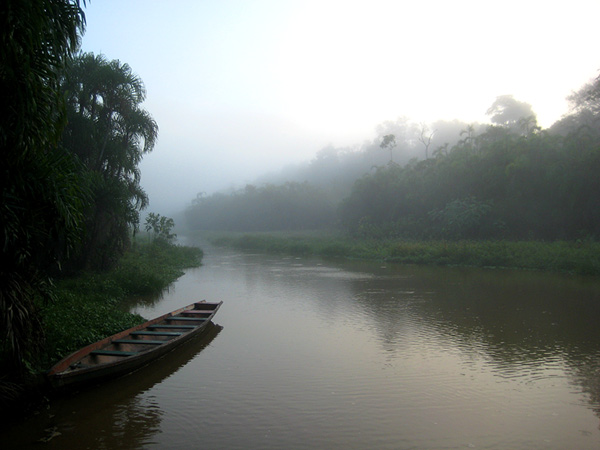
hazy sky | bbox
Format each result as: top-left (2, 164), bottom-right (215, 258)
top-left (80, 0), bottom-right (600, 214)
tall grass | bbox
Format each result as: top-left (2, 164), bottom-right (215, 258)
top-left (112, 237), bottom-right (203, 295)
top-left (208, 232), bottom-right (600, 276)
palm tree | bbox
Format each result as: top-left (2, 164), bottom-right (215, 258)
top-left (61, 53), bottom-right (159, 269)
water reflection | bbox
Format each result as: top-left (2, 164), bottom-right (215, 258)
top-left (205, 247), bottom-right (600, 432)
top-left (224, 252), bottom-right (600, 448)
top-left (3, 324), bottom-right (222, 449)
top-left (337, 264), bottom-right (600, 417)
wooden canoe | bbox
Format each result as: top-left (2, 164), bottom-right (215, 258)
top-left (47, 301), bottom-right (222, 389)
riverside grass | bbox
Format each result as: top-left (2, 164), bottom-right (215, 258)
top-left (207, 231), bottom-right (600, 276)
top-left (40, 237), bottom-right (203, 368)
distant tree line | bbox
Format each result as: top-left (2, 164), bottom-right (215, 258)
top-left (186, 86), bottom-right (600, 241)
top-left (1, 0), bottom-right (157, 371)
top-left (186, 182), bottom-right (335, 231)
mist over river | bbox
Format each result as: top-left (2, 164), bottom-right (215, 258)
top-left (4, 237), bottom-right (600, 449)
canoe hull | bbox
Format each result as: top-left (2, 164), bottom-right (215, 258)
top-left (47, 301), bottom-right (222, 390)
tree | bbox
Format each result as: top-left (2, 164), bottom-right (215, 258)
top-left (145, 213), bottom-right (176, 242)
top-left (551, 74), bottom-right (600, 137)
top-left (516, 115), bottom-right (540, 135)
top-left (380, 134), bottom-right (396, 164)
top-left (567, 74), bottom-right (600, 117)
top-left (459, 124), bottom-right (476, 145)
top-left (418, 124), bottom-right (436, 159)
top-left (61, 53), bottom-right (158, 269)
top-left (0, 0), bottom-right (86, 371)
top-left (486, 95), bottom-right (536, 132)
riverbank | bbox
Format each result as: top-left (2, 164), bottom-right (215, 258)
top-left (205, 231), bottom-right (600, 276)
top-left (41, 237), bottom-right (204, 367)
top-left (0, 237), bottom-right (203, 420)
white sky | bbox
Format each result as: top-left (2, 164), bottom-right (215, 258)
top-left (80, 0), bottom-right (600, 214)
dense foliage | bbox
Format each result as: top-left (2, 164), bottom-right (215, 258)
top-left (340, 99), bottom-right (600, 240)
top-left (1, 1), bottom-right (158, 378)
top-left (1, 0), bottom-right (86, 371)
top-left (61, 53), bottom-right (158, 270)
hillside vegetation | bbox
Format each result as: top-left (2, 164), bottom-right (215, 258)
top-left (186, 86), bottom-right (600, 242)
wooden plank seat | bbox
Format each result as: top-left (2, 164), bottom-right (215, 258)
top-left (113, 339), bottom-right (165, 345)
top-left (91, 350), bottom-right (138, 357)
top-left (193, 303), bottom-right (216, 310)
top-left (181, 310), bottom-right (214, 315)
top-left (130, 331), bottom-right (183, 336)
top-left (148, 324), bottom-right (197, 329)
top-left (166, 316), bottom-right (207, 321)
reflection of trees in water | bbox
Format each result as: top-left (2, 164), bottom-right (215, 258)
top-left (342, 263), bottom-right (600, 417)
top-left (3, 324), bottom-right (222, 450)
top-left (564, 352), bottom-right (600, 420)
top-left (231, 252), bottom-right (600, 421)
top-left (121, 288), bottom-right (167, 310)
top-left (95, 395), bottom-right (163, 450)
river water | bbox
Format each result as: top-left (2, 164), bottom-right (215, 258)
top-left (4, 239), bottom-right (600, 449)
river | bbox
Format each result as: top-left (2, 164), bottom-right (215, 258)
top-left (4, 239), bottom-right (600, 449)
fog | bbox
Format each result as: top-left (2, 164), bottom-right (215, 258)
top-left (80, 0), bottom-right (600, 216)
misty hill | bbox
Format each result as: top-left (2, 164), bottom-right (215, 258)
top-left (252, 118), bottom-right (487, 204)
top-left (184, 86), bottom-right (600, 240)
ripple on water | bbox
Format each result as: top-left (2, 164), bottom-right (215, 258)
top-left (5, 250), bottom-right (600, 450)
